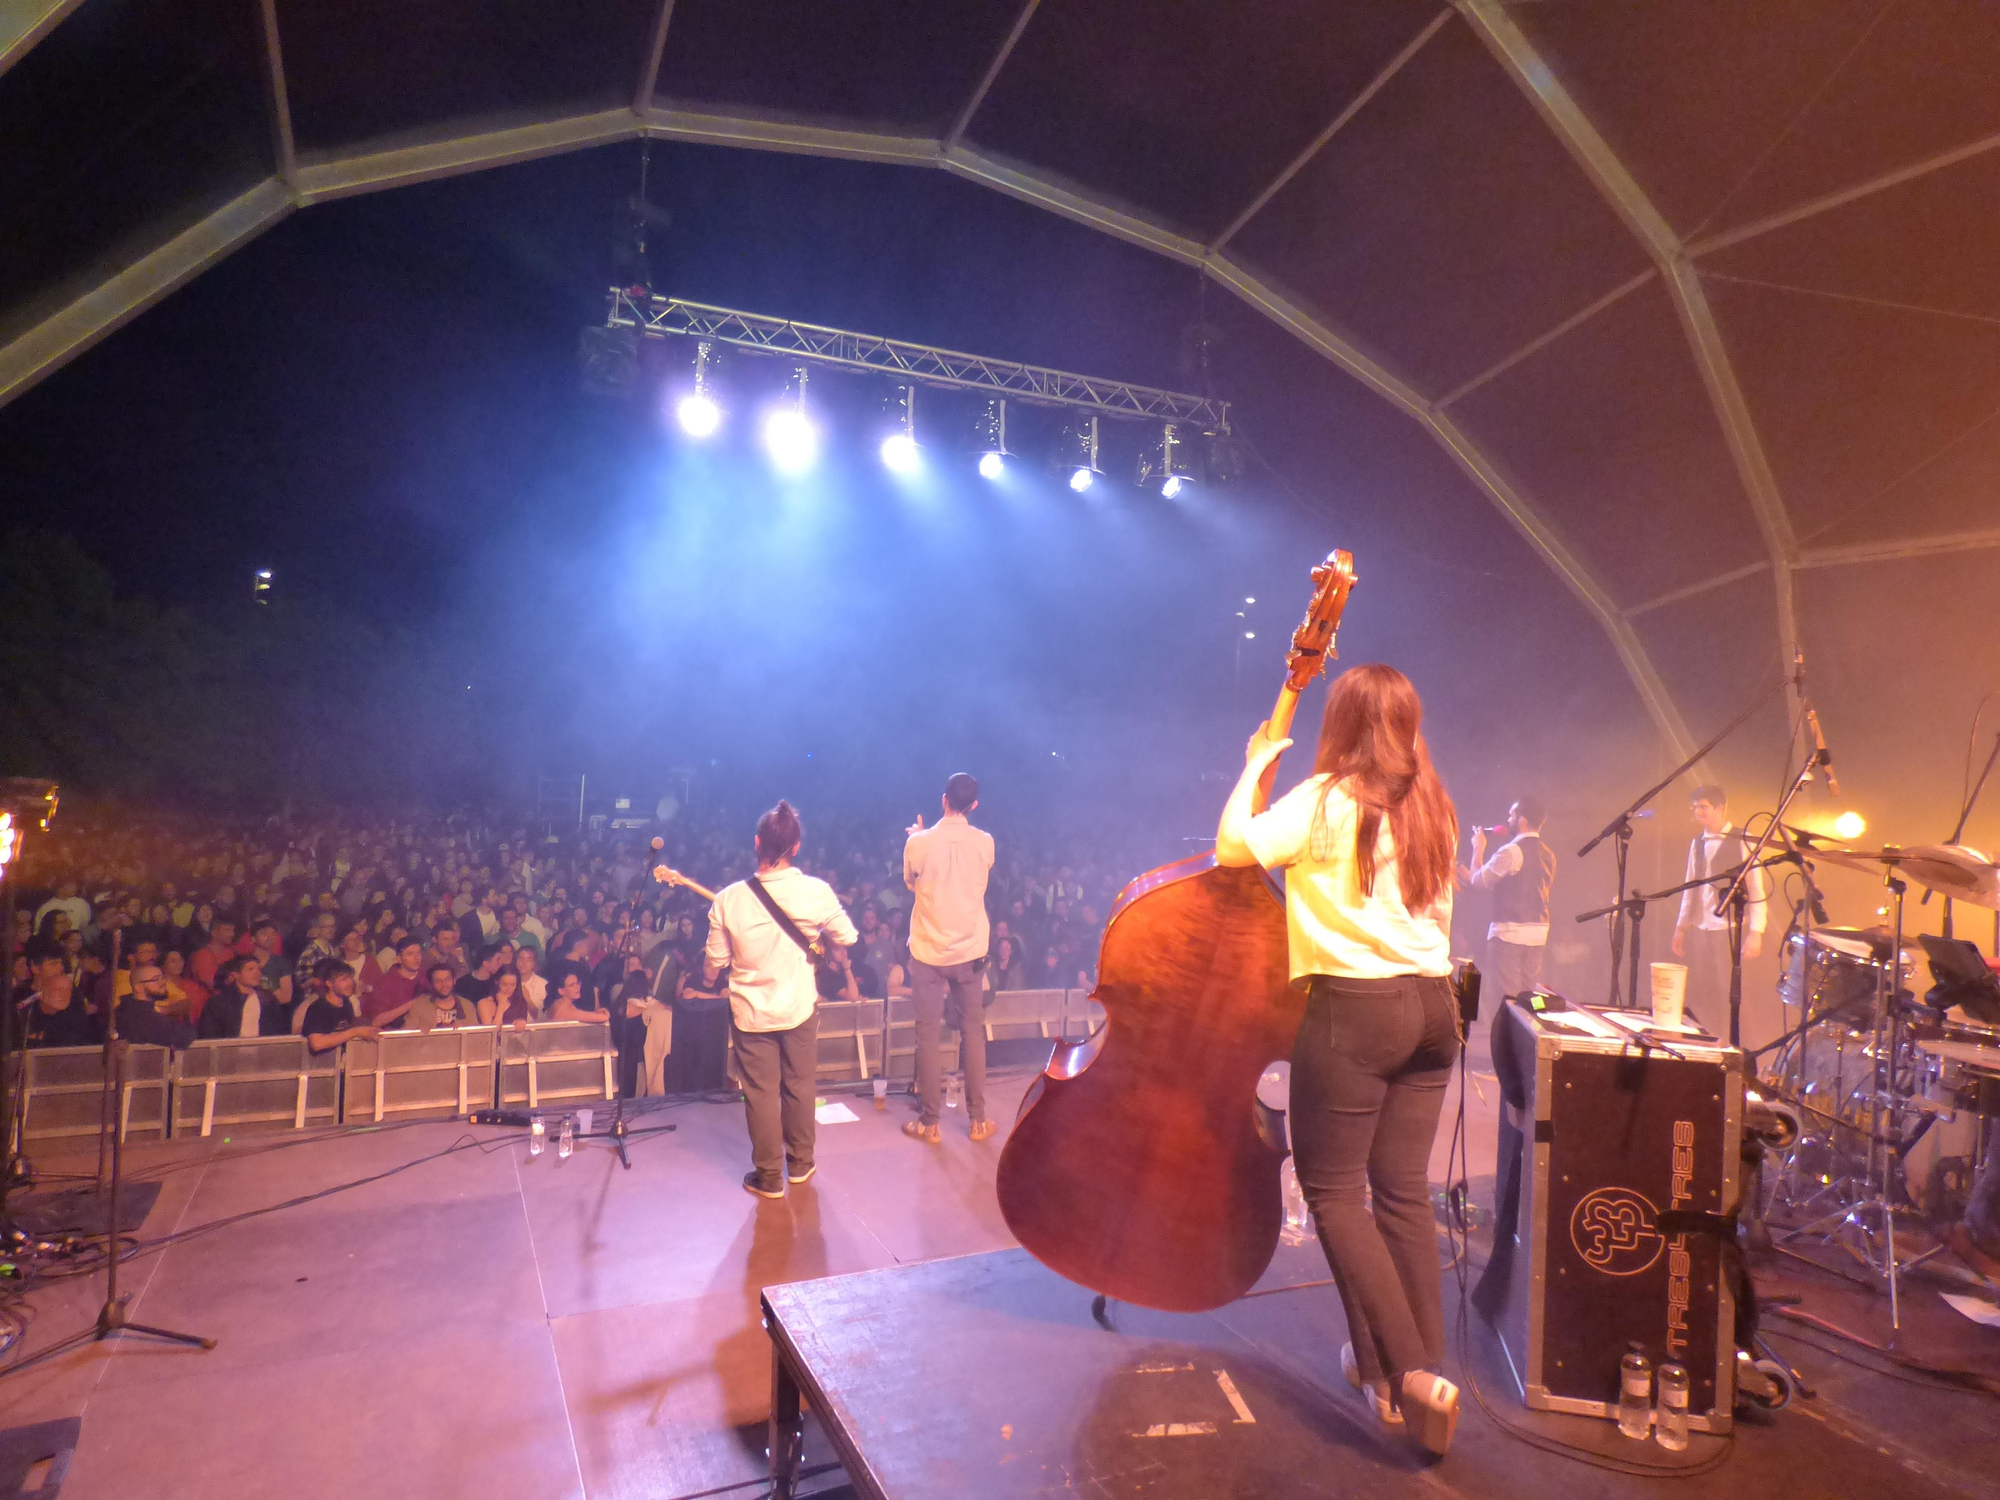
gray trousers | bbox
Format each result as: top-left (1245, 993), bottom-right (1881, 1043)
top-left (1684, 925), bottom-right (1737, 1024)
top-left (910, 958), bottom-right (987, 1126)
top-left (1490, 938), bottom-right (1545, 999)
top-left (733, 1013), bottom-right (818, 1181)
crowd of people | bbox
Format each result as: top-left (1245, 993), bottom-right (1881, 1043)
top-left (3, 798), bottom-right (1140, 1093)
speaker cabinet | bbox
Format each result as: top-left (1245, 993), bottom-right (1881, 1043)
top-left (1475, 1000), bottom-right (1742, 1431)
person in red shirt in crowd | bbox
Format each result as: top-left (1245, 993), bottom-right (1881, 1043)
top-left (192, 920), bottom-right (238, 989)
top-left (364, 938), bottom-right (426, 1028)
top-left (162, 948), bottom-right (211, 1024)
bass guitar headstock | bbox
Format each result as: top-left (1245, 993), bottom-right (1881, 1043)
top-left (1283, 549), bottom-right (1357, 693)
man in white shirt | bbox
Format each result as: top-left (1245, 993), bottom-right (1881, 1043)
top-left (902, 773), bottom-right (997, 1144)
top-left (33, 880), bottom-right (90, 938)
top-left (1464, 797), bottom-right (1556, 1001)
top-left (704, 801), bottom-right (857, 1198)
top-left (1671, 785), bottom-right (1766, 1022)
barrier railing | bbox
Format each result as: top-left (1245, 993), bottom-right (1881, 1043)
top-left (343, 1025), bottom-right (500, 1124)
top-left (497, 1021), bottom-right (614, 1109)
top-left (11, 1044), bottom-right (171, 1146)
top-left (981, 987), bottom-right (1067, 1042)
top-left (171, 1036), bottom-right (340, 1137)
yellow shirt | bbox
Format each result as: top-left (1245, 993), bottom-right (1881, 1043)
top-left (1242, 774), bottom-right (1453, 982)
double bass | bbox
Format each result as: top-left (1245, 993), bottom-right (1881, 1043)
top-left (995, 550), bottom-right (1357, 1312)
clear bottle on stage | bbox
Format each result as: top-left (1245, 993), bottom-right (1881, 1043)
top-left (1617, 1344), bottom-right (1653, 1439)
top-left (1654, 1362), bottom-right (1689, 1451)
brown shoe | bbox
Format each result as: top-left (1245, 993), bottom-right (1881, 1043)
top-left (902, 1120), bottom-right (941, 1145)
top-left (969, 1119), bottom-right (997, 1142)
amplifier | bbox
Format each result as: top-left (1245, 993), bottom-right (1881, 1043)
top-left (1474, 1000), bottom-right (1742, 1432)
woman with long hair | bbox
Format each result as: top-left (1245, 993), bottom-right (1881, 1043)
top-left (1216, 662), bottom-right (1462, 1458)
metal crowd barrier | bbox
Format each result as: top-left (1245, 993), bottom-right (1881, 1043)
top-left (980, 987), bottom-right (1068, 1042)
top-left (344, 1025), bottom-right (500, 1124)
top-left (11, 1044), bottom-right (171, 1146)
top-left (171, 1036), bottom-right (340, 1138)
top-left (497, 1020), bottom-right (615, 1109)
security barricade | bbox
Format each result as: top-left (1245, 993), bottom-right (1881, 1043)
top-left (497, 1021), bottom-right (614, 1110)
top-left (814, 999), bottom-right (880, 1082)
top-left (11, 1044), bottom-right (171, 1146)
top-left (171, 1036), bottom-right (339, 1138)
top-left (981, 987), bottom-right (1066, 1043)
top-left (343, 1026), bottom-right (499, 1124)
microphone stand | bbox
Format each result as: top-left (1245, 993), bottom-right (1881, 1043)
top-left (1712, 752), bottom-right (1825, 1047)
top-left (1578, 669), bottom-right (1790, 1006)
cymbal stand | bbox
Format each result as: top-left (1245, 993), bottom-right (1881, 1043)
top-left (1777, 867), bottom-right (1924, 1338)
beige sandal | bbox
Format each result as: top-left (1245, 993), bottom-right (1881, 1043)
top-left (902, 1120), bottom-right (941, 1145)
top-left (969, 1119), bottom-right (997, 1142)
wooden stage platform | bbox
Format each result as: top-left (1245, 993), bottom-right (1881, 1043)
top-left (0, 1048), bottom-right (1989, 1499)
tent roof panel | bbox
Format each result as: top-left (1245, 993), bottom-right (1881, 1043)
top-left (1451, 278), bottom-right (1767, 608)
top-left (275, 0), bottom-right (658, 152)
top-left (966, 0), bottom-right (1446, 239)
top-left (1229, 14), bottom-right (1650, 398)
top-left (657, 0), bottom-right (1021, 132)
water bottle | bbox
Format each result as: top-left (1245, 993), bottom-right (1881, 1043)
top-left (529, 1117), bottom-right (546, 1157)
top-left (945, 1074), bottom-right (963, 1111)
top-left (1617, 1344), bottom-right (1653, 1439)
top-left (1654, 1362), bottom-right (1689, 1451)
top-left (558, 1116), bottom-right (575, 1160)
top-left (1279, 1159), bottom-right (1311, 1245)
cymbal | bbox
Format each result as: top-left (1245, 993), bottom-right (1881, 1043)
top-left (1899, 843), bottom-right (2000, 909)
top-left (1785, 829), bottom-right (2000, 907)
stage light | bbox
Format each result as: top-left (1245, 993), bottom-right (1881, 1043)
top-left (976, 398), bottom-right (1011, 479)
top-left (677, 393), bottom-right (720, 437)
top-left (762, 366), bottom-right (818, 474)
top-left (879, 384), bottom-right (920, 474)
top-left (672, 339), bottom-right (722, 438)
top-left (0, 813), bottom-right (14, 871)
top-left (1833, 810), bottom-right (1865, 840)
top-left (1139, 422), bottom-right (1195, 497)
top-left (1060, 414), bottom-right (1104, 494)
top-left (252, 569), bottom-right (272, 604)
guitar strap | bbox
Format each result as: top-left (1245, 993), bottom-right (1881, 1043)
top-left (746, 876), bottom-right (818, 960)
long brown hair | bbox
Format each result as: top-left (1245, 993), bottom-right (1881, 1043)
top-left (1311, 663), bottom-right (1457, 911)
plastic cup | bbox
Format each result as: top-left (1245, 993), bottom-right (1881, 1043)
top-left (1649, 963), bottom-right (1688, 1029)
top-left (872, 1077), bottom-right (888, 1110)
top-left (576, 1108), bottom-right (593, 1136)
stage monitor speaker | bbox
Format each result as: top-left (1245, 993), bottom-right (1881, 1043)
top-left (1475, 1000), bottom-right (1742, 1432)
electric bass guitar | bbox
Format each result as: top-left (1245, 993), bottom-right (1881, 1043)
top-left (650, 860), bottom-right (832, 967)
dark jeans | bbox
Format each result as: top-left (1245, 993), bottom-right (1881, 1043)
top-left (910, 958), bottom-right (987, 1126)
top-left (732, 1014), bottom-right (818, 1183)
top-left (1291, 973), bottom-right (1459, 1385)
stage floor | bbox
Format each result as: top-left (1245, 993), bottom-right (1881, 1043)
top-left (0, 1044), bottom-right (1991, 1500)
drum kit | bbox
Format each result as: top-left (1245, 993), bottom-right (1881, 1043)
top-left (1759, 833), bottom-right (2000, 1325)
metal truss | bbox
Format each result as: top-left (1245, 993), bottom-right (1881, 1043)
top-left (608, 293), bottom-right (1232, 428)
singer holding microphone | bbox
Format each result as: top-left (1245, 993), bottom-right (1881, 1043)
top-left (1463, 798), bottom-right (1555, 1002)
